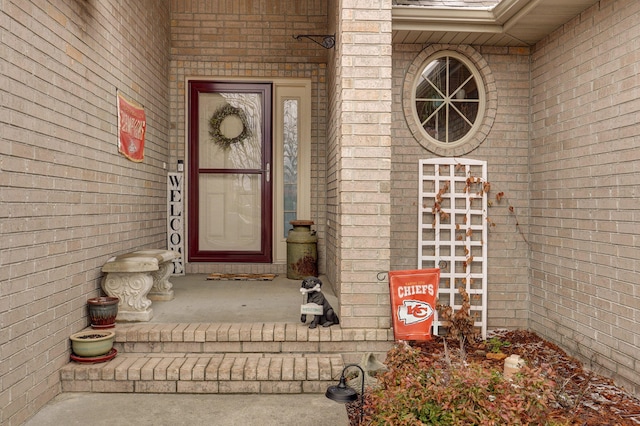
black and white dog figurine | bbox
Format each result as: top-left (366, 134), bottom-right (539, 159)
top-left (300, 276), bottom-right (339, 329)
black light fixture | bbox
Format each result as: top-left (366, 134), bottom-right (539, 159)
top-left (293, 34), bottom-right (335, 49)
top-left (325, 364), bottom-right (365, 424)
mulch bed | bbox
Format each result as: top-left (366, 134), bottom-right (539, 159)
top-left (484, 330), bottom-right (640, 425)
top-left (347, 330), bottom-right (640, 425)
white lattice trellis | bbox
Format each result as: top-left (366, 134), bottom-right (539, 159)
top-left (418, 158), bottom-right (488, 339)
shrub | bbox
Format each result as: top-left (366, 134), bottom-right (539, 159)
top-left (363, 342), bottom-right (566, 426)
top-left (486, 336), bottom-right (510, 353)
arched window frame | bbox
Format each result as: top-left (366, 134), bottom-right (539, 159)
top-left (403, 45), bottom-right (497, 156)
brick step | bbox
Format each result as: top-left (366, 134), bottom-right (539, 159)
top-left (111, 323), bottom-right (394, 363)
top-left (60, 353), bottom-right (343, 394)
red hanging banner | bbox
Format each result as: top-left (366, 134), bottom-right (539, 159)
top-left (117, 92), bottom-right (146, 162)
top-left (388, 268), bottom-right (440, 341)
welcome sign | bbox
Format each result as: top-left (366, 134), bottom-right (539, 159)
top-left (167, 172), bottom-right (185, 275)
top-left (389, 268), bottom-right (440, 341)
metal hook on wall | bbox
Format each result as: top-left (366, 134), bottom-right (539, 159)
top-left (293, 34), bottom-right (335, 49)
top-left (376, 271), bottom-right (388, 281)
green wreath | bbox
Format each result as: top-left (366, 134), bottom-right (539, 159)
top-left (209, 104), bottom-right (252, 149)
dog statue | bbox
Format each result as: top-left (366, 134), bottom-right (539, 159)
top-left (300, 276), bottom-right (339, 329)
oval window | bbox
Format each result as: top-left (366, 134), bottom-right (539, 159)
top-left (413, 52), bottom-right (484, 147)
top-left (403, 46), bottom-right (496, 156)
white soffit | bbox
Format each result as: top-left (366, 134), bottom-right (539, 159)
top-left (393, 0), bottom-right (601, 46)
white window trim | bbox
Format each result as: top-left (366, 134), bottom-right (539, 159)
top-left (273, 81), bottom-right (312, 263)
top-left (411, 51), bottom-right (486, 148)
top-left (402, 44), bottom-right (497, 157)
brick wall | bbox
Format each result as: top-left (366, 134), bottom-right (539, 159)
top-left (392, 44), bottom-right (531, 331)
top-left (530, 0), bottom-right (640, 395)
top-left (325, 0), bottom-right (341, 289)
top-left (0, 1), bottom-right (171, 424)
top-left (331, 0), bottom-right (393, 328)
top-left (169, 0), bottom-right (329, 276)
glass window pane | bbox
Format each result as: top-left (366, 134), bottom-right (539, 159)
top-left (284, 183), bottom-right (297, 210)
top-left (284, 212), bottom-right (297, 236)
top-left (414, 53), bottom-right (481, 145)
top-left (198, 174), bottom-right (262, 251)
top-left (283, 99), bottom-right (298, 237)
top-left (199, 92), bottom-right (262, 170)
top-left (424, 106), bottom-right (447, 142)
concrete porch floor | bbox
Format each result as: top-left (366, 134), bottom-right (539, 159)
top-left (24, 274), bottom-right (350, 426)
top-left (149, 274), bottom-right (339, 324)
top-left (25, 393), bottom-right (349, 426)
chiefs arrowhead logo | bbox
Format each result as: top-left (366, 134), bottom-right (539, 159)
top-left (397, 300), bottom-right (434, 325)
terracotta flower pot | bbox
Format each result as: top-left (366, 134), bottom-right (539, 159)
top-left (70, 330), bottom-right (115, 357)
top-left (87, 296), bottom-right (119, 329)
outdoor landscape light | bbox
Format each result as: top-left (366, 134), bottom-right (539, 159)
top-left (325, 364), bottom-right (365, 424)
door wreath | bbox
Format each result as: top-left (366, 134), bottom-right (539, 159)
top-left (209, 104), bottom-right (252, 149)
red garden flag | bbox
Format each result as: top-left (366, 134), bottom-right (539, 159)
top-left (389, 268), bottom-right (440, 341)
top-left (117, 92), bottom-right (146, 162)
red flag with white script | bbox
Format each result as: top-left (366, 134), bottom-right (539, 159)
top-left (117, 92), bottom-right (146, 162)
top-left (389, 268), bottom-right (440, 341)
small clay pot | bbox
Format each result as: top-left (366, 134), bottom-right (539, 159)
top-left (87, 296), bottom-right (119, 329)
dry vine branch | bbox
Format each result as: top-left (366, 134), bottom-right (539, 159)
top-left (436, 287), bottom-right (477, 355)
top-left (495, 191), bottom-right (529, 246)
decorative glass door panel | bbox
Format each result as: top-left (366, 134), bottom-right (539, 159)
top-left (283, 99), bottom-right (298, 237)
top-left (188, 82), bottom-right (272, 262)
top-left (198, 174), bottom-right (261, 251)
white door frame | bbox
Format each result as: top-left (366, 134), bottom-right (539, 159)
top-left (183, 77), bottom-right (312, 264)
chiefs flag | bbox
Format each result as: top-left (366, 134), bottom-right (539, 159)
top-left (389, 268), bottom-right (440, 341)
top-left (117, 92), bottom-right (146, 162)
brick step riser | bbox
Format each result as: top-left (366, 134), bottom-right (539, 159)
top-left (62, 324), bottom-right (394, 395)
top-left (114, 340), bottom-right (392, 359)
top-left (110, 323), bottom-right (395, 364)
top-left (62, 379), bottom-right (337, 394)
top-left (61, 354), bottom-right (343, 395)
top-left (112, 324), bottom-right (395, 347)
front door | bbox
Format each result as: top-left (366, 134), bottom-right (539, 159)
top-left (188, 82), bottom-right (273, 262)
